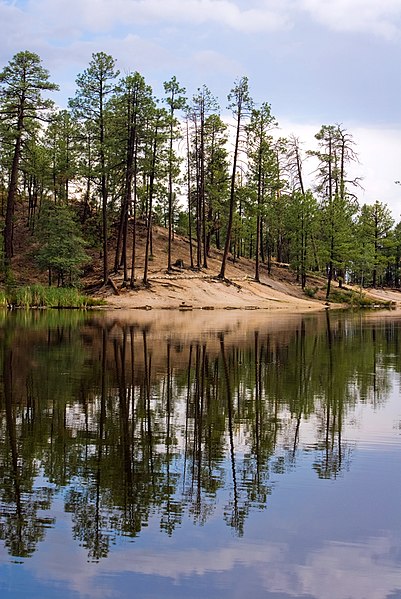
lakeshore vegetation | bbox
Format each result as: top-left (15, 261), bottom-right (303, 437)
top-left (0, 50), bottom-right (400, 303)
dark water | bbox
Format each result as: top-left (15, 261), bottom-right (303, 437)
top-left (0, 309), bottom-right (400, 599)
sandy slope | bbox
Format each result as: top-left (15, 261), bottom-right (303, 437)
top-left (364, 287), bottom-right (401, 307)
top-left (93, 225), bottom-right (394, 313)
top-left (101, 268), bottom-right (326, 312)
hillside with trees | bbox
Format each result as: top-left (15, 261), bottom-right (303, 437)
top-left (0, 50), bottom-right (400, 306)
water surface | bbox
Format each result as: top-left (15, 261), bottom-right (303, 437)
top-left (0, 309), bottom-right (400, 599)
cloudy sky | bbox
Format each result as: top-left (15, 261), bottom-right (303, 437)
top-left (1, 0), bottom-right (400, 215)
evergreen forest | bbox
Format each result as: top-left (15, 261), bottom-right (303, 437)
top-left (0, 50), bottom-right (400, 298)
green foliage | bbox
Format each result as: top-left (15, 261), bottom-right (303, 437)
top-left (4, 284), bottom-right (105, 308)
top-left (219, 76), bottom-right (254, 278)
top-left (286, 190), bottom-right (319, 286)
top-left (304, 285), bottom-right (318, 298)
top-left (0, 289), bottom-right (7, 307)
top-left (175, 209), bottom-right (189, 236)
top-left (352, 201), bottom-right (395, 287)
top-left (309, 124), bottom-right (360, 298)
top-left (0, 51), bottom-right (59, 271)
top-left (0, 51), bottom-right (59, 131)
top-left (2, 50), bottom-right (401, 296)
top-left (35, 201), bottom-right (89, 286)
top-left (328, 288), bottom-right (393, 308)
top-left (186, 106), bottom-right (229, 267)
top-left (43, 109), bottom-right (81, 203)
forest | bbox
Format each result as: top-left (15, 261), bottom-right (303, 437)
top-left (0, 49), bottom-right (399, 298)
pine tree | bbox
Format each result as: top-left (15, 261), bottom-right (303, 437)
top-left (356, 201), bottom-right (394, 287)
top-left (111, 72), bottom-right (154, 286)
top-left (163, 77), bottom-right (186, 272)
top-left (219, 77), bottom-right (253, 279)
top-left (69, 52), bottom-right (119, 285)
top-left (246, 102), bottom-right (277, 281)
top-left (0, 51), bottom-right (58, 276)
top-left (35, 201), bottom-right (89, 286)
top-left (310, 125), bottom-right (359, 298)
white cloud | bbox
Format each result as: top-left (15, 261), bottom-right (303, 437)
top-left (191, 49), bottom-right (243, 78)
top-left (293, 536), bottom-right (401, 599)
top-left (0, 2), bottom-right (37, 58)
top-left (99, 33), bottom-right (175, 71)
top-left (278, 120), bottom-right (401, 219)
top-left (2, 0), bottom-right (401, 63)
top-left (24, 0), bottom-right (291, 34)
top-left (26, 530), bottom-right (401, 599)
top-left (352, 126), bottom-right (401, 217)
top-left (0, 0), bottom-right (400, 219)
top-left (299, 0), bottom-right (401, 39)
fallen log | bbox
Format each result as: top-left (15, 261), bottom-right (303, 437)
top-left (107, 277), bottom-right (120, 296)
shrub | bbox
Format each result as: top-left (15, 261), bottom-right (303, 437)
top-left (34, 201), bottom-right (89, 287)
top-left (3, 285), bottom-right (105, 309)
top-left (329, 288), bottom-right (392, 308)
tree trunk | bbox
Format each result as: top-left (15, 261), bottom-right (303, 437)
top-left (4, 129), bottom-right (22, 274)
top-left (143, 130), bottom-right (158, 286)
top-left (167, 116), bottom-right (174, 272)
top-left (186, 121), bottom-right (194, 269)
top-left (101, 172), bottom-right (108, 285)
top-left (219, 109), bottom-right (241, 279)
top-left (255, 144), bottom-right (262, 282)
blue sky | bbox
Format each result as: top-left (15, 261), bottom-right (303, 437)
top-left (1, 0), bottom-right (401, 216)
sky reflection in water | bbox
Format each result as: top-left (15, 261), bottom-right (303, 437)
top-left (0, 310), bottom-right (400, 599)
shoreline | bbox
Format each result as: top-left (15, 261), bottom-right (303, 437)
top-left (96, 269), bottom-right (401, 313)
top-left (99, 274), bottom-right (329, 312)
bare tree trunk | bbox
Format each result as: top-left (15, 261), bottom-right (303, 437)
top-left (143, 130), bottom-right (158, 286)
top-left (219, 108), bottom-right (241, 280)
top-left (186, 119), bottom-right (194, 269)
top-left (4, 125), bottom-right (22, 274)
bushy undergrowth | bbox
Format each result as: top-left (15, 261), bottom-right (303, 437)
top-left (304, 285), bottom-right (318, 298)
top-left (1, 285), bottom-right (105, 309)
top-left (329, 288), bottom-right (393, 308)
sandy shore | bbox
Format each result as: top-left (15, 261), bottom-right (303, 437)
top-left (101, 272), bottom-right (327, 312)
top-left (100, 277), bottom-right (401, 312)
top-left (88, 273), bottom-right (401, 359)
top-left (93, 225), bottom-right (401, 313)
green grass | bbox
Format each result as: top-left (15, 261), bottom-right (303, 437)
top-left (328, 288), bottom-right (394, 308)
top-left (0, 289), bottom-right (7, 308)
top-left (2, 284), bottom-right (106, 309)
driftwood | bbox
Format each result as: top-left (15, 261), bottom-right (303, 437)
top-left (107, 277), bottom-right (120, 295)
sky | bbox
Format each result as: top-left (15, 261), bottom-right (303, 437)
top-left (1, 0), bottom-right (401, 217)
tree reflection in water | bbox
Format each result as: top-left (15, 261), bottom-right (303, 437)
top-left (0, 310), bottom-right (397, 560)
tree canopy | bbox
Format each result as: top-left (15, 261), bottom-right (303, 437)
top-left (0, 49), bottom-right (400, 293)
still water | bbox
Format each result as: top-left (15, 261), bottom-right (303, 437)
top-left (0, 308), bottom-right (400, 599)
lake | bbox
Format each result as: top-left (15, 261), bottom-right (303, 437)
top-left (0, 308), bottom-right (400, 599)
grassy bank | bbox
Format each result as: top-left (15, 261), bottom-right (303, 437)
top-left (0, 285), bottom-right (105, 309)
top-left (328, 288), bottom-right (395, 308)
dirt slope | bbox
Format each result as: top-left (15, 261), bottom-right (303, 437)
top-left (95, 225), bottom-right (327, 311)
top-left (15, 214), bottom-right (388, 312)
